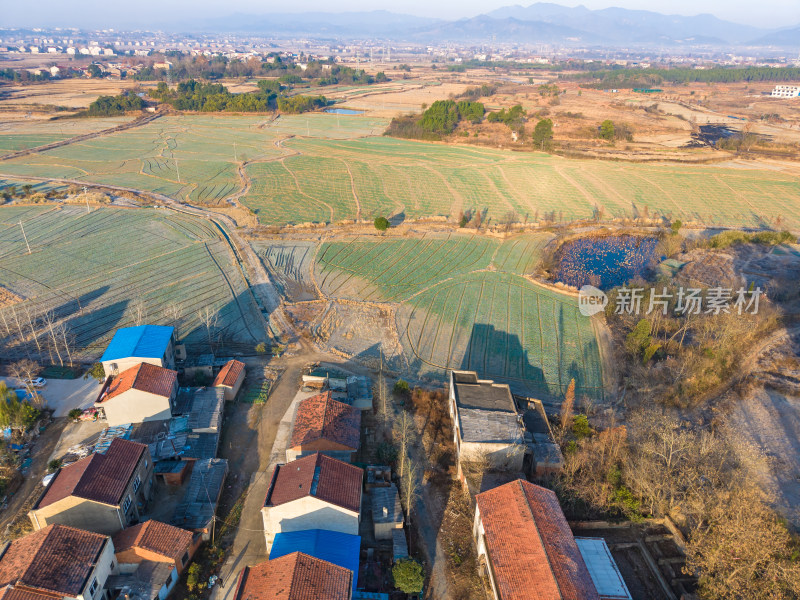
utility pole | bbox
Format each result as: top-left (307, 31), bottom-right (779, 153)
top-left (175, 158), bottom-right (181, 184)
top-left (83, 186), bottom-right (90, 213)
top-left (19, 221), bottom-right (31, 254)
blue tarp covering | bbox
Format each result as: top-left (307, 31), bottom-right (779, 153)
top-left (101, 325), bottom-right (174, 363)
top-left (270, 529), bottom-right (361, 591)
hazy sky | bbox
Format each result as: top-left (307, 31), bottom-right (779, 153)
top-left (2, 0), bottom-right (798, 30)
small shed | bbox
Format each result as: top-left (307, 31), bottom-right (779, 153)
top-left (212, 359), bottom-right (246, 401)
top-left (370, 484), bottom-right (403, 541)
top-left (575, 537), bottom-right (633, 600)
top-left (392, 529), bottom-right (408, 561)
top-left (154, 460), bottom-right (193, 486)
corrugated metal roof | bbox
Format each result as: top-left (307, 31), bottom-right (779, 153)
top-left (575, 538), bottom-right (632, 600)
top-left (101, 325), bottom-right (174, 362)
top-left (270, 529), bottom-right (360, 592)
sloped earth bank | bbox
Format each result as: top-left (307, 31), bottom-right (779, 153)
top-left (725, 326), bottom-right (800, 529)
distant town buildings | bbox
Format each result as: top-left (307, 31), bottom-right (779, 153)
top-left (771, 85), bottom-right (800, 98)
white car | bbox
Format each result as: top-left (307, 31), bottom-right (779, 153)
top-left (25, 377), bottom-right (46, 388)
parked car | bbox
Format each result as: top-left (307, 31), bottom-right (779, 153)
top-left (25, 377), bottom-right (46, 388)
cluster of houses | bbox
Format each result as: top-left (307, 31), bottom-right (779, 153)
top-left (235, 383), bottom-right (406, 599)
top-left (0, 324), bottom-right (246, 600)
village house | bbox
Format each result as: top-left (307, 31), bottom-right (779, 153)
top-left (100, 325), bottom-right (176, 376)
top-left (29, 438), bottom-right (154, 536)
top-left (262, 453), bottom-right (363, 551)
top-left (234, 552), bottom-right (353, 600)
top-left (286, 391), bottom-right (361, 463)
top-left (95, 362), bottom-right (178, 427)
top-left (108, 519), bottom-right (201, 600)
top-left (212, 359), bottom-right (246, 401)
top-left (474, 479), bottom-right (602, 600)
top-left (0, 524), bottom-right (116, 600)
top-left (269, 529), bottom-right (361, 593)
top-left (448, 370), bottom-right (526, 476)
top-left (370, 484), bottom-right (403, 541)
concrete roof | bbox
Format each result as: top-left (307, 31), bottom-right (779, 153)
top-left (370, 484), bottom-right (403, 525)
top-left (451, 370), bottom-right (516, 412)
top-left (458, 407), bottom-right (523, 444)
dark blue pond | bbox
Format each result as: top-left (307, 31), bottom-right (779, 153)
top-left (324, 108), bottom-right (364, 115)
top-left (553, 235), bottom-right (658, 290)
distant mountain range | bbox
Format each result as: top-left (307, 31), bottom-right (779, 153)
top-left (187, 4), bottom-right (799, 49)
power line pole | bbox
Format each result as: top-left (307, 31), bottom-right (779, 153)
top-left (175, 158), bottom-right (181, 184)
top-left (83, 186), bottom-right (90, 214)
top-left (19, 221), bottom-right (31, 254)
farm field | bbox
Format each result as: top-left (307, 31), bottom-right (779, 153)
top-left (0, 113), bottom-right (387, 206)
top-left (0, 116), bottom-right (135, 153)
top-left (241, 135), bottom-right (800, 227)
top-left (256, 231), bottom-right (597, 400)
top-left (0, 205), bottom-right (267, 361)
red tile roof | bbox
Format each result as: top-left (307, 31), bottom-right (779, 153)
top-left (289, 392), bottom-right (361, 452)
top-left (213, 360), bottom-right (245, 388)
top-left (37, 438), bottom-right (147, 508)
top-left (0, 524), bottom-right (107, 598)
top-left (101, 362), bottom-right (177, 402)
top-left (265, 453), bottom-right (362, 514)
top-left (475, 480), bottom-right (599, 600)
top-left (112, 520), bottom-right (193, 563)
top-left (0, 586), bottom-right (63, 600)
top-left (234, 552), bottom-right (351, 600)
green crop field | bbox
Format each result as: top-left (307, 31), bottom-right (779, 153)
top-left (241, 136), bottom-right (800, 228)
top-left (0, 205), bottom-right (267, 361)
top-left (0, 117), bottom-right (135, 154)
top-left (0, 114), bottom-right (388, 207)
top-left (311, 231), bottom-right (599, 401)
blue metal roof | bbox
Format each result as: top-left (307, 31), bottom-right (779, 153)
top-left (270, 529), bottom-right (361, 591)
top-left (101, 325), bottom-right (174, 362)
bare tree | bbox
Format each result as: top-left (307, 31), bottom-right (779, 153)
top-left (8, 359), bottom-right (42, 406)
top-left (130, 298), bottom-right (147, 327)
top-left (393, 409), bottom-right (416, 480)
top-left (41, 311), bottom-right (63, 367)
top-left (399, 456), bottom-right (421, 528)
top-left (164, 302), bottom-right (183, 339)
top-left (560, 378), bottom-right (576, 437)
top-left (197, 307), bottom-right (218, 354)
top-left (56, 322), bottom-right (74, 367)
top-left (0, 308), bottom-right (12, 337)
top-left (22, 303), bottom-right (42, 354)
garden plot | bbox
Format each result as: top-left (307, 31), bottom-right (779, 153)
top-left (0, 206), bottom-right (267, 361)
top-left (242, 135), bottom-right (800, 228)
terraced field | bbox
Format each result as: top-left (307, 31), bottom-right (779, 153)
top-left (242, 136), bottom-right (800, 227)
top-left (0, 205), bottom-right (267, 360)
top-left (309, 231), bottom-right (600, 400)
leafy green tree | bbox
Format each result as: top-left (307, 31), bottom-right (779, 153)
top-left (68, 408), bottom-right (83, 420)
top-left (48, 458), bottom-right (62, 472)
top-left (84, 362), bottom-right (106, 382)
top-left (255, 342), bottom-right (267, 354)
top-left (532, 118), bottom-right (554, 150)
top-left (87, 63), bottom-right (104, 78)
top-left (0, 384), bottom-right (40, 432)
top-left (392, 558), bottom-right (424, 594)
top-left (393, 379), bottom-right (411, 399)
top-left (599, 119), bottom-right (616, 141)
top-left (374, 216), bottom-right (390, 231)
top-left (670, 220), bottom-right (682, 235)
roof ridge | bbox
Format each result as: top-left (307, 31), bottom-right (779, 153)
top-left (518, 480), bottom-right (563, 600)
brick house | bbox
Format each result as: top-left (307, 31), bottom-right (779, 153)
top-left (29, 439), bottom-right (154, 536)
top-left (95, 362), bottom-right (178, 427)
top-left (109, 520), bottom-right (201, 599)
top-left (474, 479), bottom-right (600, 600)
top-left (262, 453), bottom-right (362, 552)
top-left (212, 359), bottom-right (246, 401)
top-left (286, 392), bottom-right (361, 463)
top-left (234, 552), bottom-right (352, 600)
top-left (0, 524), bottom-right (116, 600)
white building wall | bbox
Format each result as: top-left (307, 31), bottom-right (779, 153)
top-left (261, 496), bottom-right (360, 551)
top-left (100, 389), bottom-right (172, 427)
top-left (77, 538), bottom-right (116, 600)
